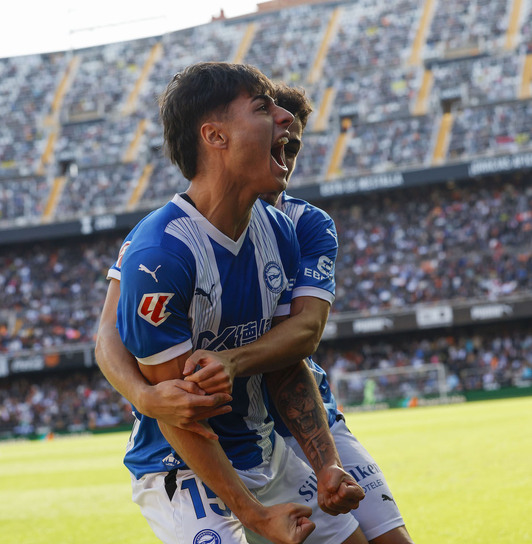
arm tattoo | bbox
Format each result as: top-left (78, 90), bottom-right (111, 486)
top-left (273, 365), bottom-right (333, 471)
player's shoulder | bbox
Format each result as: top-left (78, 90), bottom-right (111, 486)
top-left (281, 192), bottom-right (334, 230)
top-left (254, 197), bottom-right (296, 233)
top-left (128, 199), bottom-right (185, 246)
top-left (139, 199), bottom-right (182, 229)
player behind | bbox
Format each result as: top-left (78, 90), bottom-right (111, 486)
top-left (185, 83), bottom-right (414, 544)
top-left (97, 62), bottom-right (366, 544)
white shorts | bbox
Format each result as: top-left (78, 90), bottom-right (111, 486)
top-left (131, 433), bottom-right (359, 544)
top-left (284, 418), bottom-right (405, 541)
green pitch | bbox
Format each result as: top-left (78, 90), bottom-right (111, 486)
top-left (1, 397), bottom-right (530, 543)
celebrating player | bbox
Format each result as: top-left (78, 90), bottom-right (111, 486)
top-left (96, 62), bottom-right (366, 544)
top-left (185, 83), bottom-right (414, 544)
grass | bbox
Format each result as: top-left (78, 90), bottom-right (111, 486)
top-left (1, 397), bottom-right (530, 543)
top-left (344, 397), bottom-right (532, 543)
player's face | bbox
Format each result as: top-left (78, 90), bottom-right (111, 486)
top-left (260, 116), bottom-right (303, 206)
top-left (222, 92), bottom-right (293, 195)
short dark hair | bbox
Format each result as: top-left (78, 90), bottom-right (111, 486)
top-left (274, 83), bottom-right (313, 129)
top-left (159, 62), bottom-right (275, 180)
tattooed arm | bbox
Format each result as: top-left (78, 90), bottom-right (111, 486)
top-left (264, 360), bottom-right (365, 515)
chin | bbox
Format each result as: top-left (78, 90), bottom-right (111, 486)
top-left (261, 193), bottom-right (278, 205)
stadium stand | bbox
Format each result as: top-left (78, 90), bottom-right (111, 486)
top-left (1, 0), bottom-right (532, 436)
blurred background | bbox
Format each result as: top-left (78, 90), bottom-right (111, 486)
top-left (1, 0), bottom-right (532, 438)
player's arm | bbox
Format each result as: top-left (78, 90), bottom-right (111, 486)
top-left (233, 294), bottom-right (330, 374)
top-left (184, 295), bottom-right (329, 390)
top-left (185, 208), bottom-right (336, 384)
top-left (94, 279), bottom-right (232, 440)
top-left (263, 345), bottom-right (365, 516)
top-left (139, 353), bottom-right (315, 544)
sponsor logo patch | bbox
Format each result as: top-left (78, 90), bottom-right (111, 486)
top-left (195, 283), bottom-right (216, 305)
top-left (137, 293), bottom-right (174, 326)
top-left (382, 493), bottom-right (396, 504)
top-left (162, 453), bottom-right (179, 468)
top-left (138, 263), bottom-right (161, 282)
top-left (317, 255), bottom-right (334, 277)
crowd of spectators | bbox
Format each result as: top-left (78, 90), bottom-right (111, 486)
top-left (0, 369), bottom-right (133, 438)
top-left (2, 0), bottom-right (532, 433)
top-left (430, 53), bottom-right (522, 109)
top-left (244, 3), bottom-right (330, 83)
top-left (3, 0), bottom-right (532, 226)
top-left (424, 0), bottom-right (510, 57)
top-left (55, 162), bottom-right (142, 218)
top-left (289, 131), bottom-right (334, 185)
top-left (0, 52), bottom-right (67, 179)
top-left (319, 324), bottom-right (532, 404)
top-left (334, 65), bottom-right (423, 124)
top-left (2, 321), bottom-right (531, 438)
top-left (2, 172), bottom-right (531, 355)
top-left (140, 157), bottom-right (189, 208)
top-left (63, 36), bottom-right (157, 118)
top-left (0, 176), bottom-right (49, 225)
top-left (324, 0), bottom-right (422, 77)
top-left (448, 99), bottom-right (532, 161)
top-left (327, 174), bottom-right (532, 313)
top-left (340, 114), bottom-right (435, 175)
top-left (55, 116), bottom-right (144, 169)
top-left (0, 234), bottom-right (123, 353)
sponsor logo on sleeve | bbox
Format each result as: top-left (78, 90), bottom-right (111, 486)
top-left (326, 228), bottom-right (337, 240)
top-left (317, 255), bottom-right (334, 277)
top-left (137, 293), bottom-right (174, 326)
top-left (138, 264), bottom-right (161, 282)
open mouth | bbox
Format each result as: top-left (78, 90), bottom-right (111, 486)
top-left (271, 136), bottom-right (288, 170)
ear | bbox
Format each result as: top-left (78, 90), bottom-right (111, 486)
top-left (200, 122), bottom-right (227, 149)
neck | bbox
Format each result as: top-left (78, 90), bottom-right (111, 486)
top-left (186, 177), bottom-right (258, 241)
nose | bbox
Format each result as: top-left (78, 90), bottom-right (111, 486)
top-left (274, 104), bottom-right (294, 128)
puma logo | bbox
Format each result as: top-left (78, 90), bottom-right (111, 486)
top-left (194, 283), bottom-right (216, 305)
top-left (139, 264), bottom-right (161, 282)
top-left (382, 494), bottom-right (395, 504)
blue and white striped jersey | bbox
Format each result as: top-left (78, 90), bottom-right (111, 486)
top-left (113, 194), bottom-right (299, 478)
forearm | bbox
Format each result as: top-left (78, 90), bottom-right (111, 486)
top-left (228, 297), bottom-right (329, 377)
top-left (266, 362), bottom-right (365, 516)
top-left (224, 322), bottom-right (313, 376)
top-left (184, 297), bottom-right (330, 386)
top-left (157, 421), bottom-right (266, 530)
top-left (265, 361), bottom-right (340, 473)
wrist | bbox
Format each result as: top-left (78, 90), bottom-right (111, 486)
top-left (134, 383), bottom-right (157, 417)
top-left (220, 349), bottom-right (239, 379)
top-left (236, 501), bottom-right (269, 533)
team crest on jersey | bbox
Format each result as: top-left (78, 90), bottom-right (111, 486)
top-left (137, 293), bottom-right (174, 326)
top-left (116, 241), bottom-right (131, 268)
top-left (263, 261), bottom-right (284, 293)
top-left (193, 529), bottom-right (221, 544)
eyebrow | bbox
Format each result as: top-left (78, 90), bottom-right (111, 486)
top-left (252, 94), bottom-right (277, 105)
